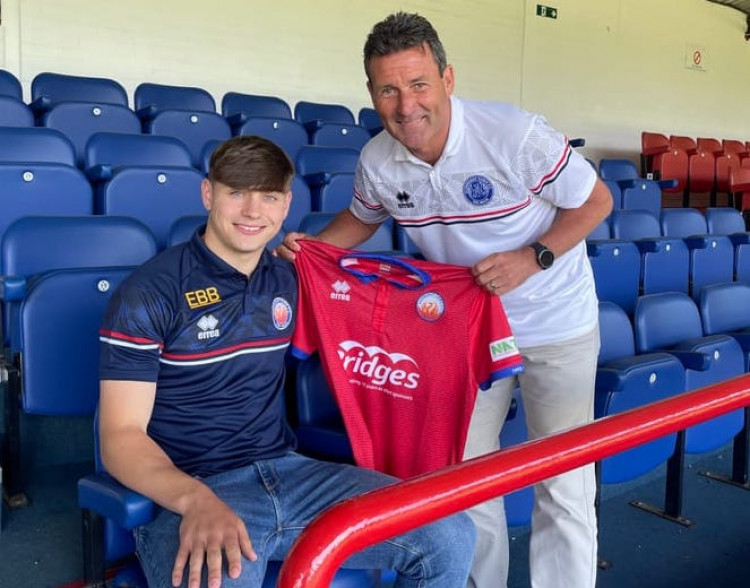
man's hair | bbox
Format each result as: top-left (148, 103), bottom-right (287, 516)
top-left (208, 135), bottom-right (294, 193)
top-left (363, 12), bottom-right (448, 80)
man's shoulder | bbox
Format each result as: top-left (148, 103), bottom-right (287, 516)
top-left (458, 97), bottom-right (535, 130)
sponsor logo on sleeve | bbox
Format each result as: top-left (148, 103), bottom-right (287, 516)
top-left (490, 336), bottom-right (519, 361)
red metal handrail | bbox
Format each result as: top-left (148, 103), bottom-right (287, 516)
top-left (278, 375), bottom-right (750, 587)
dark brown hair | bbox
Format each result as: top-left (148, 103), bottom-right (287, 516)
top-left (208, 135), bottom-right (294, 193)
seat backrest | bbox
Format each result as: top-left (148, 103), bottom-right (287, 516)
top-left (18, 267), bottom-right (136, 415)
top-left (660, 208), bottom-right (707, 238)
top-left (687, 148), bottom-right (715, 194)
top-left (704, 207), bottom-right (745, 235)
top-left (587, 240), bottom-right (641, 314)
top-left (147, 110), bottom-right (231, 168)
top-left (286, 175), bottom-right (312, 233)
top-left (134, 82), bottom-right (216, 114)
top-left (610, 209), bottom-right (661, 240)
top-left (598, 159), bottom-right (639, 182)
top-left (669, 135), bottom-right (697, 153)
top-left (634, 292), bottom-right (703, 352)
top-left (358, 107), bottom-right (383, 136)
top-left (602, 180), bottom-right (622, 209)
top-left (699, 282), bottom-right (750, 335)
top-left (96, 166), bottom-right (206, 250)
top-left (620, 179), bottom-right (662, 216)
top-left (0, 69), bottom-right (23, 100)
top-left (31, 72), bottom-right (128, 111)
top-left (696, 137), bottom-right (723, 155)
top-left (221, 92), bottom-right (292, 119)
top-left (587, 217), bottom-right (611, 241)
top-left (294, 101), bottom-right (355, 127)
top-left (167, 214), bottom-right (207, 247)
top-left (235, 117), bottom-right (308, 161)
top-left (310, 123), bottom-right (372, 151)
top-left (0, 163), bottom-right (93, 240)
top-left (598, 301), bottom-right (636, 363)
top-left (1, 215), bottom-right (157, 277)
top-left (0, 127), bottom-right (77, 166)
top-left (314, 172), bottom-right (354, 214)
top-left (295, 145), bottom-right (360, 177)
top-left (43, 102), bottom-right (141, 167)
top-left (716, 152), bottom-right (742, 192)
top-left (84, 132), bottom-right (193, 172)
top-left (0, 96), bottom-right (34, 127)
top-left (722, 139), bottom-right (747, 157)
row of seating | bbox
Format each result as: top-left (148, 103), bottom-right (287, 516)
top-left (640, 131), bottom-right (750, 208)
top-left (0, 69), bottom-right (383, 164)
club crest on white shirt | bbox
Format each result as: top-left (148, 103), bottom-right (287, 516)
top-left (463, 175), bottom-right (494, 205)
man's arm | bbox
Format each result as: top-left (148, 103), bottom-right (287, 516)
top-left (275, 209), bottom-right (380, 261)
top-left (99, 380), bottom-right (256, 588)
top-left (472, 178), bottom-right (613, 294)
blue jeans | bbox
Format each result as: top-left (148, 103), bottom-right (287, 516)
top-left (135, 452), bottom-right (475, 587)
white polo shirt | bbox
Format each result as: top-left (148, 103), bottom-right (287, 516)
top-left (351, 96), bottom-right (598, 348)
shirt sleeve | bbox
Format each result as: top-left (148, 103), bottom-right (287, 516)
top-left (99, 281), bottom-right (167, 382)
top-left (511, 114), bottom-right (597, 210)
top-left (471, 293), bottom-right (525, 391)
top-left (349, 158), bottom-right (393, 225)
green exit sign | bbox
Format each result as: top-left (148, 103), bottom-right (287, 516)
top-left (536, 4), bottom-right (558, 19)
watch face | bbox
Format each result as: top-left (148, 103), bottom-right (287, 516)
top-left (539, 249), bottom-right (554, 269)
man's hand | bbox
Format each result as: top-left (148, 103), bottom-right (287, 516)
top-left (273, 231), bottom-right (312, 262)
top-left (172, 487), bottom-right (257, 588)
top-left (472, 248), bottom-right (539, 295)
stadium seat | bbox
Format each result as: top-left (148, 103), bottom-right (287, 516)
top-left (634, 292), bottom-right (745, 450)
top-left (598, 158), bottom-right (639, 182)
top-left (358, 107), bottom-right (383, 136)
top-left (0, 162), bottom-right (93, 251)
top-left (167, 214), bottom-right (207, 247)
top-left (200, 138), bottom-right (223, 175)
top-left (42, 102), bottom-right (141, 167)
top-left (222, 92), bottom-right (292, 132)
top-left (295, 146), bottom-right (360, 195)
top-left (587, 217), bottom-right (611, 241)
top-left (95, 166), bottom-right (206, 250)
top-left (134, 82), bottom-right (216, 127)
top-left (298, 212), bottom-right (394, 252)
top-left (310, 171), bottom-right (354, 213)
top-left (618, 178), bottom-right (662, 216)
top-left (146, 109), bottom-right (232, 169)
top-left (310, 123), bottom-right (372, 151)
top-left (729, 165), bottom-right (750, 214)
top-left (0, 126), bottom-right (77, 166)
top-left (715, 152), bottom-right (742, 206)
top-left (602, 180), bottom-right (622, 210)
top-left (30, 72), bottom-right (129, 118)
top-left (722, 139), bottom-right (748, 160)
top-left (700, 282), bottom-right (750, 372)
top-left (0, 68), bottom-right (23, 100)
top-left (610, 210), bottom-right (689, 296)
top-left (696, 137), bottom-right (723, 156)
top-left (1, 216), bottom-right (157, 501)
top-left (660, 208), bottom-right (734, 300)
top-left (587, 239), bottom-right (641, 314)
top-left (235, 116), bottom-right (308, 160)
top-left (0, 95), bottom-right (34, 127)
top-left (705, 207), bottom-right (750, 282)
top-left (286, 175), bottom-right (313, 233)
top-left (84, 132), bottom-right (193, 182)
top-left (294, 100), bottom-right (356, 136)
top-left (669, 135), bottom-right (697, 155)
top-left (595, 301), bottom-right (684, 484)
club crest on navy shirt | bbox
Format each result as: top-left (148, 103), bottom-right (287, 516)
top-left (272, 297), bottom-right (293, 330)
top-left (463, 175), bottom-right (494, 205)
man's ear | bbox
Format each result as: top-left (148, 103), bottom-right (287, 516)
top-left (200, 178), bottom-right (213, 211)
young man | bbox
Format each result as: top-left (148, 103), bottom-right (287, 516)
top-left (278, 12), bottom-right (613, 588)
top-left (97, 135), bottom-right (475, 588)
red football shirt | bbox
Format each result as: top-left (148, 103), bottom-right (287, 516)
top-left (292, 240), bottom-right (524, 478)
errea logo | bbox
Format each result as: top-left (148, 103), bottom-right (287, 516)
top-left (197, 314), bottom-right (220, 340)
top-left (330, 280), bottom-right (351, 302)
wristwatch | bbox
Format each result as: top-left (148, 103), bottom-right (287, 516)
top-left (530, 241), bottom-right (554, 270)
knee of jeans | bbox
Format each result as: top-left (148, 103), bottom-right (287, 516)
top-left (436, 511), bottom-right (477, 558)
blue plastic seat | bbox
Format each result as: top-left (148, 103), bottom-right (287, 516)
top-left (699, 282), bottom-right (750, 372)
top-left (96, 166), bottom-right (206, 250)
top-left (30, 72), bottom-right (128, 118)
top-left (0, 127), bottom-right (77, 166)
top-left (0, 68), bottom-right (23, 100)
top-left (168, 215), bottom-right (207, 247)
top-left (294, 100), bottom-right (355, 136)
top-left (598, 158), bottom-right (639, 182)
top-left (286, 175), bottom-right (313, 233)
top-left (0, 162), bottom-right (93, 249)
top-left (134, 82), bottom-right (216, 126)
top-left (0, 96), bottom-right (34, 127)
top-left (602, 180), bottom-right (622, 209)
top-left (311, 171), bottom-right (354, 213)
top-left (296, 146), bottom-right (361, 202)
top-left (222, 92), bottom-right (292, 132)
top-left (84, 131), bottom-right (193, 182)
top-left (595, 301), bottom-right (685, 484)
top-left (42, 102), bottom-right (141, 167)
top-left (587, 240), bottom-right (641, 314)
top-left (619, 178), bottom-right (662, 216)
top-left (235, 116), bottom-right (308, 160)
top-left (146, 109), bottom-right (232, 169)
top-left (310, 123), bottom-right (372, 151)
top-left (1, 216), bottom-right (157, 500)
top-left (358, 107), bottom-right (383, 137)
top-left (705, 207), bottom-right (750, 283)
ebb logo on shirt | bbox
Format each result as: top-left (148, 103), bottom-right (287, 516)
top-left (337, 340), bottom-right (421, 390)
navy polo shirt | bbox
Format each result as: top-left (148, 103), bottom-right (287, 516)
top-left (99, 228), bottom-right (298, 477)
